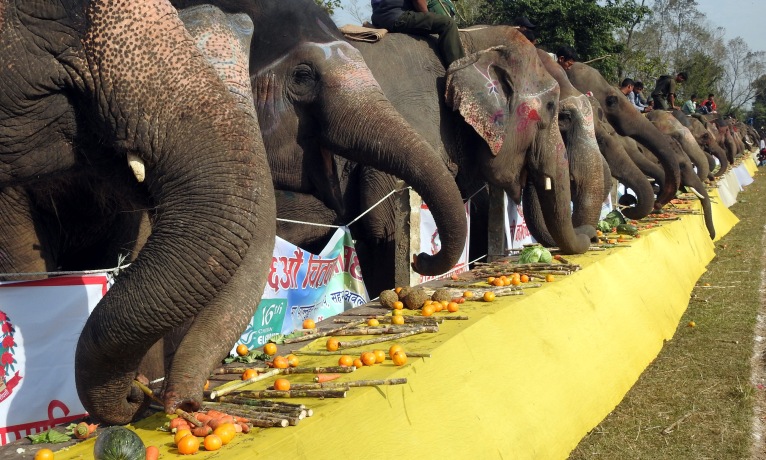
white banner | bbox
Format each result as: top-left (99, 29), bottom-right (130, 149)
top-left (504, 193), bottom-right (536, 250)
top-left (418, 201), bottom-right (471, 283)
top-left (0, 275), bottom-right (108, 445)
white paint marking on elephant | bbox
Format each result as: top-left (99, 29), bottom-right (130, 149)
top-left (127, 153), bottom-right (145, 183)
top-left (560, 94), bottom-right (599, 148)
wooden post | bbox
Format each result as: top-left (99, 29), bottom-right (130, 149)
top-left (487, 185), bottom-right (506, 262)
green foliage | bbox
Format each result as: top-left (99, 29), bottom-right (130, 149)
top-left (673, 51), bottom-right (724, 99)
top-left (315, 0), bottom-right (342, 15)
top-left (476, 0), bottom-right (649, 80)
top-left (747, 76), bottom-right (766, 130)
top-left (28, 429), bottom-right (70, 444)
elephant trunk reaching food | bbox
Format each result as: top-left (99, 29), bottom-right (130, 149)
top-left (73, 2), bottom-right (275, 424)
top-left (319, 61), bottom-right (468, 275)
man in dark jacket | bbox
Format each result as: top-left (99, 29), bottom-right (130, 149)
top-left (650, 72), bottom-right (688, 110)
top-left (371, 0), bottom-right (465, 67)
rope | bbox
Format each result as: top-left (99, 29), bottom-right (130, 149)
top-left (0, 263), bottom-right (131, 279)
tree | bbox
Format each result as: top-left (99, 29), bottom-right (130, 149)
top-left (315, 0), bottom-right (342, 16)
top-left (720, 37), bottom-right (766, 114)
top-left (747, 75), bottom-right (766, 133)
top-left (341, 0), bottom-right (371, 24)
top-left (476, 0), bottom-right (649, 81)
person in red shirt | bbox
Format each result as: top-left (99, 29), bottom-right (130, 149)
top-left (699, 93), bottom-right (717, 114)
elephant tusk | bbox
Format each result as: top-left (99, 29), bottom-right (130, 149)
top-left (128, 153), bottom-right (146, 183)
top-left (544, 176), bottom-right (552, 190)
top-left (686, 186), bottom-right (705, 199)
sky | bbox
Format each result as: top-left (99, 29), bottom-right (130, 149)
top-left (332, 0), bottom-right (766, 54)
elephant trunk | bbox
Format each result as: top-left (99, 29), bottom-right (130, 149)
top-left (320, 69), bottom-right (467, 276)
top-left (75, 2), bottom-right (274, 425)
top-left (708, 142), bottom-right (729, 176)
top-left (596, 130), bottom-right (655, 220)
top-left (527, 126), bottom-right (593, 254)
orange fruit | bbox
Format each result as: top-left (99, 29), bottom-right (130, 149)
top-left (392, 315), bottom-right (405, 325)
top-left (511, 278), bottom-right (521, 286)
top-left (433, 302), bottom-right (443, 312)
top-left (213, 423), bottom-right (237, 445)
top-left (607, 238), bottom-right (617, 244)
top-left (503, 277), bottom-right (511, 286)
top-left (392, 309), bottom-right (404, 316)
top-left (177, 434), bottom-right (200, 455)
top-left (423, 299), bottom-right (433, 306)
top-left (34, 449), bottom-right (54, 460)
top-left (373, 349), bottom-right (386, 363)
top-left (492, 278), bottom-right (504, 287)
top-left (395, 287), bottom-right (403, 294)
top-left (367, 318), bottom-right (380, 327)
top-left (236, 344), bottom-right (249, 356)
top-left (463, 290), bottom-right (473, 298)
top-left (286, 354), bottom-right (300, 367)
top-left (391, 351), bottom-right (407, 366)
top-left (487, 276), bottom-right (496, 284)
top-left (242, 368), bottom-right (258, 380)
top-left (263, 342), bottom-right (277, 356)
top-left (272, 356), bottom-right (289, 369)
top-left (174, 428), bottom-right (192, 445)
top-left (447, 302), bottom-right (459, 313)
top-left (273, 378), bottom-right (291, 391)
top-left (392, 301), bottom-right (404, 310)
top-left (389, 344), bottom-right (404, 358)
top-left (302, 318), bottom-right (316, 329)
top-left (203, 434), bottom-right (223, 451)
top-left (204, 380), bottom-right (210, 391)
top-left (361, 351), bottom-right (377, 366)
top-left (338, 355), bottom-right (354, 367)
top-left (483, 291), bottom-right (496, 302)
top-left (353, 358), bottom-right (364, 368)
top-left (421, 304), bottom-right (435, 317)
top-left (520, 274), bottom-right (529, 283)
top-left (545, 274), bottom-right (555, 282)
top-left (326, 337), bottom-right (340, 351)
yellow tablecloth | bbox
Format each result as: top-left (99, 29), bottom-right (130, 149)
top-left (54, 193), bottom-right (740, 460)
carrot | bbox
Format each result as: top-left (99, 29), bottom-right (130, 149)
top-left (314, 373), bottom-right (341, 383)
top-left (194, 413), bottom-right (213, 424)
top-left (169, 417), bottom-right (188, 430)
top-left (205, 409), bottom-right (226, 419)
top-left (233, 423), bottom-right (242, 433)
top-left (207, 417), bottom-right (234, 430)
top-left (232, 415), bottom-right (250, 424)
top-left (239, 423), bottom-right (250, 434)
top-left (191, 426), bottom-right (213, 437)
top-left (145, 446), bottom-right (159, 460)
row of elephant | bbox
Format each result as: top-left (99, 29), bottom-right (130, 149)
top-left (0, 0), bottom-right (758, 426)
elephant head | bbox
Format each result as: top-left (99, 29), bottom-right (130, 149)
top-left (446, 45), bottom-right (593, 254)
top-left (647, 110), bottom-right (712, 182)
top-left (0, 0), bottom-right (275, 424)
top-left (565, 63), bottom-right (681, 208)
top-left (173, 0), bottom-right (467, 277)
top-left (674, 112), bottom-right (728, 176)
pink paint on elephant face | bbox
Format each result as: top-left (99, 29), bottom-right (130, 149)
top-left (516, 101), bottom-right (541, 132)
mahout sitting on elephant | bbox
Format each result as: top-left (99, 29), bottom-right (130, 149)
top-left (0, 0), bottom-right (276, 424)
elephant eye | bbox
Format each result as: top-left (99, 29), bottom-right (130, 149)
top-left (288, 63), bottom-right (318, 101)
top-left (605, 95), bottom-right (619, 107)
top-left (547, 101), bottom-right (556, 113)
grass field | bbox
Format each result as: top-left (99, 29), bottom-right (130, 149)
top-left (570, 169), bottom-right (765, 460)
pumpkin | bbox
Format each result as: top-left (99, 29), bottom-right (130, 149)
top-left (93, 426), bottom-right (146, 460)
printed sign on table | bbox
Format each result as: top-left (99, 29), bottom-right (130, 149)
top-left (418, 201), bottom-right (472, 284)
top-left (237, 226), bottom-right (369, 349)
top-left (0, 275), bottom-right (108, 445)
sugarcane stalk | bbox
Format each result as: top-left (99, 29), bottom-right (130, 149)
top-left (281, 366), bottom-right (356, 375)
top-left (281, 321), bottom-right (364, 344)
top-left (205, 402), bottom-right (307, 421)
top-left (209, 368), bottom-right (282, 399)
top-left (293, 350), bottom-right (431, 358)
top-left (337, 327), bottom-right (433, 349)
top-left (287, 378), bottom-right (407, 390)
top-left (225, 389), bottom-right (347, 399)
top-left (212, 366), bottom-right (268, 375)
top-left (333, 316), bottom-right (441, 325)
top-left (216, 396), bottom-right (306, 410)
top-left (133, 380), bottom-right (203, 428)
top-left (330, 325), bottom-right (439, 336)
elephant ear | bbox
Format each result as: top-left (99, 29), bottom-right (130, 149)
top-left (445, 46), bottom-right (513, 156)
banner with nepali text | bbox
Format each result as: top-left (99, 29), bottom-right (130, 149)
top-left (418, 201), bottom-right (472, 284)
top-left (0, 275), bottom-right (108, 445)
top-left (236, 226), bottom-right (368, 349)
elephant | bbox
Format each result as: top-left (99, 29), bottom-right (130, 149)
top-left (565, 63), bottom-right (714, 239)
top-left (354, 32), bottom-right (595, 257)
top-left (672, 111), bottom-right (729, 176)
top-left (0, 0), bottom-right (275, 425)
top-left (587, 96), bottom-right (657, 220)
top-left (646, 110), bottom-right (714, 182)
top-left (172, 0), bottom-right (469, 296)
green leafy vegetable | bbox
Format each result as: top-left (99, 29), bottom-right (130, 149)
top-left (518, 245), bottom-right (552, 264)
top-left (28, 429), bottom-right (70, 444)
top-left (597, 210), bottom-right (627, 233)
top-left (615, 224), bottom-right (638, 236)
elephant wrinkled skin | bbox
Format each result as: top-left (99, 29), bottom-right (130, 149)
top-left (0, 0), bottom-right (275, 424)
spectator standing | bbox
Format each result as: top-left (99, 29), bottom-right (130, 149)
top-left (650, 72), bottom-right (688, 110)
